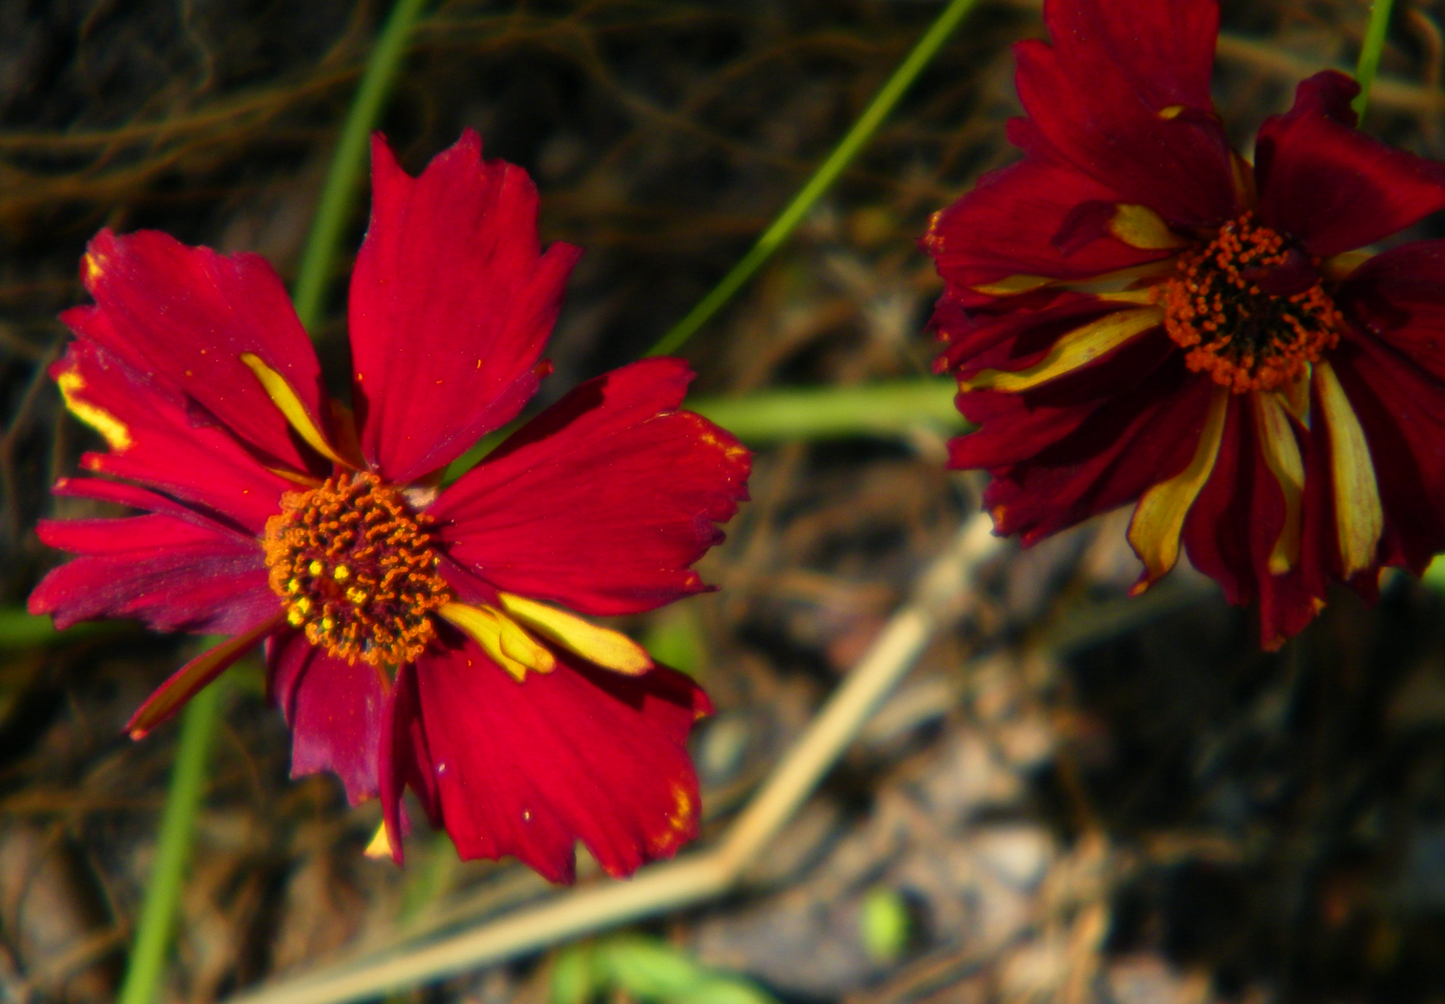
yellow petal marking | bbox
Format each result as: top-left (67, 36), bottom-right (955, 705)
top-left (56, 369), bottom-right (132, 450)
top-left (1127, 386), bottom-right (1230, 592)
top-left (1254, 392), bottom-right (1305, 575)
top-left (1158, 104), bottom-right (1185, 120)
top-left (1108, 204), bottom-right (1186, 250)
top-left (1315, 361), bottom-right (1383, 576)
top-left (961, 307), bottom-right (1162, 392)
top-left (1277, 372), bottom-right (1311, 425)
top-left (439, 601), bottom-right (555, 681)
top-left (363, 822), bottom-right (393, 859)
top-left (968, 274), bottom-right (1054, 297)
top-left (498, 592), bottom-right (653, 675)
top-left (239, 352), bottom-right (354, 468)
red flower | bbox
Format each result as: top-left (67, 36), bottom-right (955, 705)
top-left (29, 131), bottom-right (751, 883)
top-left (924, 0), bottom-right (1445, 648)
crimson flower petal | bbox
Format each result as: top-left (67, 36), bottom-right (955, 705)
top-left (924, 138), bottom-right (1171, 293)
top-left (267, 630), bottom-right (387, 804)
top-left (1255, 72), bottom-right (1445, 258)
top-left (1013, 0), bottom-right (1237, 226)
top-left (349, 131), bottom-right (583, 483)
top-left (1179, 397), bottom-right (1323, 649)
top-left (383, 633), bottom-right (709, 882)
top-left (63, 229), bottom-right (330, 474)
top-left (30, 514), bottom-right (274, 634)
top-left (432, 358), bottom-right (751, 616)
top-left (1338, 240), bottom-right (1445, 384)
top-left (978, 351), bottom-right (1214, 543)
top-left (51, 339), bottom-right (292, 534)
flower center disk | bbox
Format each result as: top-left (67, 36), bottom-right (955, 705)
top-left (1158, 214), bottom-right (1343, 393)
top-left (262, 472), bottom-right (451, 666)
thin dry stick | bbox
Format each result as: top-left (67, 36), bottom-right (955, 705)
top-left (225, 511), bottom-right (1003, 1004)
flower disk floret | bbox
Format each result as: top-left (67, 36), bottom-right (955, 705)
top-left (28, 130), bottom-right (752, 884)
top-left (924, 0), bottom-right (1445, 648)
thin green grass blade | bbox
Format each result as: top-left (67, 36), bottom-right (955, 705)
top-left (116, 680), bottom-right (225, 1004)
top-left (1352, 0), bottom-right (1397, 119)
top-left (292, 0), bottom-right (429, 332)
top-left (644, 0), bottom-right (980, 357)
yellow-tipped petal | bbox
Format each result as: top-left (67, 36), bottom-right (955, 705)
top-left (1254, 392), bottom-right (1305, 575)
top-left (363, 822), bottom-right (392, 859)
top-left (239, 353), bottom-right (353, 468)
top-left (1108, 204), bottom-right (1186, 250)
top-left (1315, 362), bottom-right (1384, 576)
top-left (961, 307), bottom-right (1162, 393)
top-left (498, 593), bottom-right (653, 675)
top-left (1127, 387), bottom-right (1230, 591)
top-left (56, 369), bottom-right (131, 450)
top-left (439, 602), bottom-right (555, 681)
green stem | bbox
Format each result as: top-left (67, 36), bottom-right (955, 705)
top-left (1352, 0), bottom-right (1396, 119)
top-left (440, 377), bottom-right (963, 481)
top-left (644, 0), bottom-right (980, 357)
top-left (292, 0), bottom-right (429, 332)
top-left (692, 378), bottom-right (961, 443)
top-left (114, 4), bottom-right (428, 1002)
top-left (116, 681), bottom-right (224, 1004)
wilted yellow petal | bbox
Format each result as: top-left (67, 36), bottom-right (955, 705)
top-left (439, 602), bottom-right (555, 681)
top-left (1315, 361), bottom-right (1383, 576)
top-left (969, 274), bottom-right (1054, 297)
top-left (498, 593), bottom-right (653, 675)
top-left (240, 353), bottom-right (353, 468)
top-left (1127, 387), bottom-right (1230, 591)
top-left (962, 307), bottom-right (1162, 392)
top-left (1108, 204), bottom-right (1186, 250)
top-left (1254, 392), bottom-right (1305, 575)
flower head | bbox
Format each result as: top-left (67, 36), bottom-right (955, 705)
top-left (29, 131), bottom-right (751, 883)
top-left (925, 0), bottom-right (1445, 648)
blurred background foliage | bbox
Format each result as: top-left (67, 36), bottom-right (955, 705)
top-left (9, 1), bottom-right (1445, 1002)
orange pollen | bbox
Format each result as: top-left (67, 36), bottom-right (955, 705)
top-left (262, 472), bottom-right (451, 667)
top-left (1156, 214), bottom-right (1343, 393)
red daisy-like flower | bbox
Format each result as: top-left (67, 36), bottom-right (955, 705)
top-left (924, 0), bottom-right (1445, 648)
top-left (28, 131), bottom-right (751, 883)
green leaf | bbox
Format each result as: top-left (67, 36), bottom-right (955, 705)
top-left (678, 978), bottom-right (779, 1004)
top-left (601, 936), bottom-right (704, 1000)
top-left (860, 886), bottom-right (910, 963)
top-left (550, 943), bottom-right (599, 1004)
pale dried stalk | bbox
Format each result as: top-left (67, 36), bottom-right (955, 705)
top-left (225, 512), bottom-right (1003, 1004)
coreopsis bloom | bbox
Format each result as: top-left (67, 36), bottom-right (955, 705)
top-left (925, 0), bottom-right (1445, 648)
top-left (29, 131), bottom-right (751, 883)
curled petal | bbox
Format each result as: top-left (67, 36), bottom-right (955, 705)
top-left (433, 358), bottom-right (750, 616)
top-left (1255, 72), bottom-right (1445, 257)
top-left (383, 632), bottom-right (710, 882)
top-left (1127, 386), bottom-right (1229, 591)
top-left (1327, 336), bottom-right (1445, 575)
top-left (63, 229), bottom-right (330, 474)
top-left (128, 614), bottom-right (282, 738)
top-left (349, 131), bottom-right (582, 483)
top-left (924, 145), bottom-right (1172, 294)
